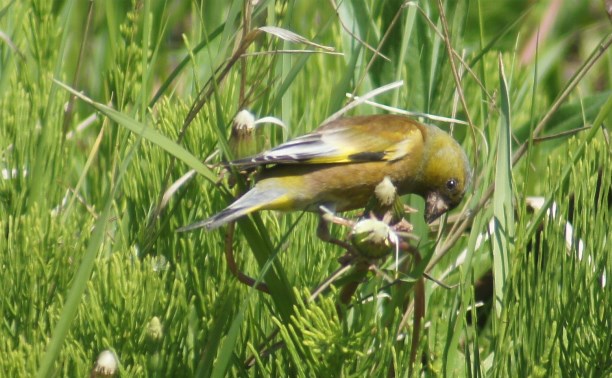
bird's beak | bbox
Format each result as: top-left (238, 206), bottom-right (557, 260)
top-left (425, 192), bottom-right (449, 224)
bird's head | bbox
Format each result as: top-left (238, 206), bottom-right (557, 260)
top-left (421, 126), bottom-right (471, 224)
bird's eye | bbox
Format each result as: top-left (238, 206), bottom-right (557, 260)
top-left (446, 178), bottom-right (458, 191)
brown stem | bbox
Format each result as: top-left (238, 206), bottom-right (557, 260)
top-left (224, 221), bottom-right (270, 293)
top-left (435, 0), bottom-right (478, 165)
top-left (338, 262), bottom-right (370, 306)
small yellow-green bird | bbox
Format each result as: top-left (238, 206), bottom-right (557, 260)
top-left (182, 114), bottom-right (471, 231)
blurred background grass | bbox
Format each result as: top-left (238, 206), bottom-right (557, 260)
top-left (0, 0), bottom-right (610, 376)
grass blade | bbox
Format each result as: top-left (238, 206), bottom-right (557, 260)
top-left (491, 55), bottom-right (514, 319)
top-left (53, 80), bottom-right (220, 186)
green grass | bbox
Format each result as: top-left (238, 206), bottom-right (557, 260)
top-left (0, 0), bottom-right (611, 376)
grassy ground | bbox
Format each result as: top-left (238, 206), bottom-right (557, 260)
top-left (1, 0), bottom-right (611, 376)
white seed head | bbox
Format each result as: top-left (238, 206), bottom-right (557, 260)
top-left (146, 316), bottom-right (163, 342)
top-left (232, 109), bottom-right (256, 132)
top-left (92, 350), bottom-right (118, 377)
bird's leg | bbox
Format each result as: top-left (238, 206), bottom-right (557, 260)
top-left (224, 221), bottom-right (270, 294)
top-left (316, 210), bottom-right (357, 254)
top-left (403, 204), bottom-right (418, 214)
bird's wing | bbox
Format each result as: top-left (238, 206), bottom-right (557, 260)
top-left (231, 116), bottom-right (425, 168)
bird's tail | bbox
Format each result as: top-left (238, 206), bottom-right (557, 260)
top-left (177, 185), bottom-right (287, 232)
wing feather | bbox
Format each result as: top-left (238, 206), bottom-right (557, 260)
top-left (231, 115), bottom-right (425, 168)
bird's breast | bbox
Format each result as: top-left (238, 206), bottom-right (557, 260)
top-left (257, 157), bottom-right (424, 212)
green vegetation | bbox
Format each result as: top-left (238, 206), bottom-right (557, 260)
top-left (0, 0), bottom-right (610, 376)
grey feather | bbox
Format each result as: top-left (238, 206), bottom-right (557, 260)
top-left (177, 185), bottom-right (287, 231)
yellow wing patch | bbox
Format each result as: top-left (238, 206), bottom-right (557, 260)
top-left (232, 115), bottom-right (425, 167)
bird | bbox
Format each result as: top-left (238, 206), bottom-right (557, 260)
top-left (180, 114), bottom-right (471, 231)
